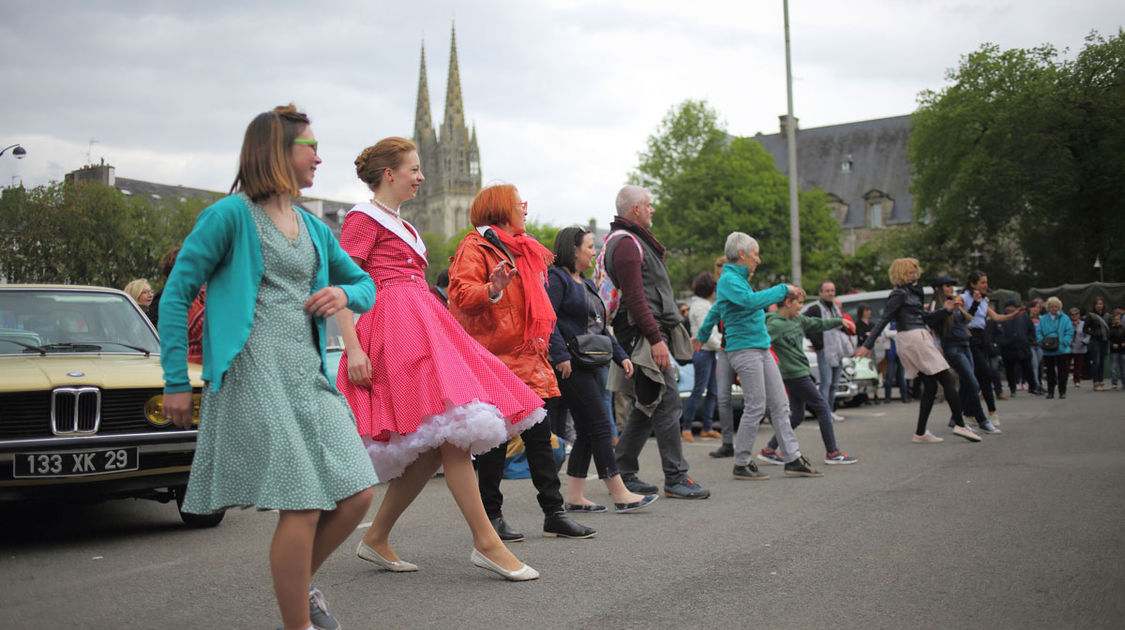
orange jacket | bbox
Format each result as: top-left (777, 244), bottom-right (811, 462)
top-left (448, 229), bottom-right (560, 399)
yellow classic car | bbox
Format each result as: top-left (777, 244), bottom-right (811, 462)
top-left (0, 284), bottom-right (221, 527)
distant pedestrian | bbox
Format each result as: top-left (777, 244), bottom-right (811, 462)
top-left (929, 276), bottom-right (1000, 434)
top-left (1068, 307), bottom-right (1089, 387)
top-left (999, 300), bottom-right (1041, 396)
top-left (682, 271), bottom-right (723, 442)
top-left (1038, 297), bottom-right (1074, 399)
top-left (1085, 296), bottom-right (1110, 390)
top-left (148, 246), bottom-right (180, 327)
top-left (856, 258), bottom-right (981, 443)
top-left (805, 280), bottom-right (851, 421)
top-left (123, 278), bottom-right (154, 313)
top-left (1108, 313), bottom-right (1125, 389)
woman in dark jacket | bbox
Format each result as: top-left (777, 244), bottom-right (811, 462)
top-left (547, 226), bottom-right (656, 513)
top-left (855, 258), bottom-right (981, 443)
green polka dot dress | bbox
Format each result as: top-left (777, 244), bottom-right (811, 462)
top-left (182, 199), bottom-right (377, 514)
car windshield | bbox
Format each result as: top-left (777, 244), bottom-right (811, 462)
top-left (0, 289), bottom-right (160, 355)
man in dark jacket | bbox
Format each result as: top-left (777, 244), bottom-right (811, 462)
top-left (605, 185), bottom-right (709, 500)
top-left (999, 300), bottom-right (1042, 396)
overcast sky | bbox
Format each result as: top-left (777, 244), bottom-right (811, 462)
top-left (1, 1), bottom-right (1119, 229)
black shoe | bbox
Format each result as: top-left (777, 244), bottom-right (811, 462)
top-left (709, 443), bottom-right (734, 458)
top-left (783, 455), bottom-right (824, 478)
top-left (1059, 393), bottom-right (1066, 399)
top-left (620, 474), bottom-right (659, 494)
top-left (1030, 389), bottom-right (1044, 396)
top-left (1046, 393), bottom-right (1054, 399)
top-left (732, 462), bottom-right (770, 480)
top-left (543, 512), bottom-right (596, 539)
top-left (489, 516), bottom-right (525, 543)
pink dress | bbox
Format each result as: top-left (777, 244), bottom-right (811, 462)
top-left (336, 205), bottom-right (545, 481)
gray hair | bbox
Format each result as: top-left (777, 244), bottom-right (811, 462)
top-left (724, 232), bottom-right (758, 262)
top-left (616, 185), bottom-right (648, 217)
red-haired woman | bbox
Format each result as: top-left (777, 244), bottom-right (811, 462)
top-left (448, 184), bottom-right (596, 542)
top-left (334, 139), bottom-right (540, 581)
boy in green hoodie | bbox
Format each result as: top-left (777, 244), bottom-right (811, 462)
top-left (758, 288), bottom-right (860, 465)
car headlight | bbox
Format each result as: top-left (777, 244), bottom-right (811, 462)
top-left (145, 394), bottom-right (202, 427)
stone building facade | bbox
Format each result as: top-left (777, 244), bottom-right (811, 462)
top-left (404, 25), bottom-right (482, 238)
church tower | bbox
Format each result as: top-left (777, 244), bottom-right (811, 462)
top-left (406, 24), bottom-right (481, 238)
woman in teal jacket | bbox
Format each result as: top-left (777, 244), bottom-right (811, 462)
top-left (1036, 296), bottom-right (1074, 399)
top-left (159, 105), bottom-right (376, 630)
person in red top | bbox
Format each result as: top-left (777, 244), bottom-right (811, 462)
top-left (448, 183), bottom-right (596, 542)
top-left (334, 138), bottom-right (542, 582)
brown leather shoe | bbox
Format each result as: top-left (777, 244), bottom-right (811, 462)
top-left (700, 430), bottom-right (723, 439)
top-left (680, 430), bottom-right (694, 442)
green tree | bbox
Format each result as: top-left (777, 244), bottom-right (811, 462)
top-left (631, 100), bottom-right (841, 292)
top-left (0, 182), bottom-right (204, 288)
top-left (908, 30), bottom-right (1125, 291)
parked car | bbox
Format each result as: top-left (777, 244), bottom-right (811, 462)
top-left (678, 358), bottom-right (745, 428)
top-left (0, 285), bottom-right (220, 527)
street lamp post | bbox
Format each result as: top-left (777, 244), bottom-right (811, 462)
top-left (0, 144), bottom-right (27, 159)
top-left (783, 0), bottom-right (801, 287)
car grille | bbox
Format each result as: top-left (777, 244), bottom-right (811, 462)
top-left (0, 388), bottom-right (176, 439)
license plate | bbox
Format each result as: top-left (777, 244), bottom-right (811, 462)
top-left (13, 447), bottom-right (140, 478)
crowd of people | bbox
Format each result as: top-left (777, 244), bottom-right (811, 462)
top-left (155, 105), bottom-right (1121, 630)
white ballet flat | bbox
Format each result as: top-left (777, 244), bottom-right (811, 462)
top-left (470, 548), bottom-right (539, 581)
top-left (356, 541), bottom-right (419, 572)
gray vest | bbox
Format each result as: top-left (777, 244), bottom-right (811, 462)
top-left (605, 229), bottom-right (681, 332)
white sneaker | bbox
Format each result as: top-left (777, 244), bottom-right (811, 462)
top-left (988, 411), bottom-right (1000, 427)
top-left (952, 425), bottom-right (982, 442)
top-left (831, 413), bottom-right (845, 422)
top-left (912, 431), bottom-right (944, 444)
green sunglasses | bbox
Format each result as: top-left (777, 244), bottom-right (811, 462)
top-left (293, 139), bottom-right (318, 154)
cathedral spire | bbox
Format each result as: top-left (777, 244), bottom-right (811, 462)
top-left (442, 23), bottom-right (466, 138)
top-left (413, 42), bottom-right (435, 144)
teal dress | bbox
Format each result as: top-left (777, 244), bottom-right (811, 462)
top-left (183, 201), bottom-right (377, 514)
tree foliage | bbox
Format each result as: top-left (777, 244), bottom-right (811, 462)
top-left (0, 182), bottom-right (205, 288)
top-left (632, 100), bottom-right (841, 292)
top-left (908, 30), bottom-right (1125, 291)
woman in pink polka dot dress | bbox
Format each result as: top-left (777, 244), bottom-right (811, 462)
top-left (333, 137), bottom-right (544, 581)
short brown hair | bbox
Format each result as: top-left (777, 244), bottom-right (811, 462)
top-left (888, 257), bottom-right (921, 286)
top-left (230, 104), bottom-right (309, 202)
top-left (469, 183), bottom-right (520, 228)
top-left (356, 137), bottom-right (417, 192)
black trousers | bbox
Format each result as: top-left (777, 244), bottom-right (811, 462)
top-left (1044, 354), bottom-right (1069, 396)
top-left (969, 332), bottom-right (998, 412)
top-left (476, 403), bottom-right (563, 519)
top-left (556, 367), bottom-right (618, 480)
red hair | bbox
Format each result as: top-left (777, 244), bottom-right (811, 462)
top-left (469, 184), bottom-right (520, 228)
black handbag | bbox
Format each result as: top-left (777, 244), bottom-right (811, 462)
top-left (566, 333), bottom-right (612, 368)
top-left (1039, 333), bottom-right (1059, 352)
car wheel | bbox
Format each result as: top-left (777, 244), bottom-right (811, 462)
top-left (173, 485), bottom-right (225, 528)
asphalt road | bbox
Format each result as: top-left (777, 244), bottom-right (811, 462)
top-left (3, 385), bottom-right (1123, 629)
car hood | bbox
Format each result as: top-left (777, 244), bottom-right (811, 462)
top-left (0, 355), bottom-right (202, 391)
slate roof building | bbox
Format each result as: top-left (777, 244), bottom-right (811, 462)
top-left (405, 25), bottom-right (482, 239)
top-left (753, 114), bottom-right (913, 255)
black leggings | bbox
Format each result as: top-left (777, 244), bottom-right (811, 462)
top-left (916, 369), bottom-right (964, 435)
top-left (555, 367), bottom-right (619, 480)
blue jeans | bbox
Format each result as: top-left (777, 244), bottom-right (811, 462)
top-left (884, 355), bottom-right (909, 401)
top-left (682, 350), bottom-right (717, 431)
top-left (1110, 353), bottom-right (1125, 386)
top-left (944, 344), bottom-right (988, 422)
top-left (1088, 338), bottom-right (1109, 383)
top-left (593, 364), bottom-right (617, 438)
top-left (816, 349), bottom-right (842, 410)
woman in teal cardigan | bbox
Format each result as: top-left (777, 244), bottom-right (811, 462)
top-left (1037, 296), bottom-right (1074, 399)
top-left (159, 105), bottom-right (376, 630)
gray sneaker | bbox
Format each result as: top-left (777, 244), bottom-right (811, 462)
top-left (976, 420), bottom-right (1002, 434)
top-left (309, 586), bottom-right (340, 630)
top-left (663, 477), bottom-right (711, 499)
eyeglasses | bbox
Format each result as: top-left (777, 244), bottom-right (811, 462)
top-left (514, 201), bottom-right (528, 211)
top-left (293, 139), bottom-right (318, 154)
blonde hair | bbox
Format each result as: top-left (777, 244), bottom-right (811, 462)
top-left (1045, 296), bottom-right (1063, 309)
top-left (888, 258), bottom-right (921, 286)
top-left (123, 279), bottom-right (150, 303)
top-left (355, 137), bottom-right (417, 192)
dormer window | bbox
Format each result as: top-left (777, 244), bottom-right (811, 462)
top-left (841, 154), bottom-right (853, 173)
